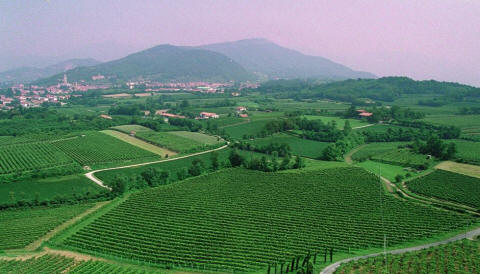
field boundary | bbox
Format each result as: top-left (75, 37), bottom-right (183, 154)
top-left (320, 226), bottom-right (480, 274)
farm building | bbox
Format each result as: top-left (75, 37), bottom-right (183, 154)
top-left (236, 106), bottom-right (247, 112)
top-left (199, 112), bottom-right (219, 119)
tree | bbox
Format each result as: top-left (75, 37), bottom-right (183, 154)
top-left (280, 153), bottom-right (291, 170)
top-left (343, 120), bottom-right (352, 135)
top-left (395, 174), bottom-right (404, 183)
top-left (229, 149), bottom-right (244, 167)
top-left (176, 168), bottom-right (189, 181)
top-left (188, 159), bottom-right (205, 176)
top-left (211, 151), bottom-right (219, 170)
top-left (293, 156), bottom-right (305, 169)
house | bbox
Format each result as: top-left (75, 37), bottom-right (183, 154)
top-left (199, 112), bottom-right (219, 119)
top-left (100, 114), bottom-right (112, 119)
top-left (236, 106), bottom-right (247, 112)
top-left (359, 112), bottom-right (373, 117)
top-left (239, 113), bottom-right (248, 118)
top-left (130, 131), bottom-right (136, 136)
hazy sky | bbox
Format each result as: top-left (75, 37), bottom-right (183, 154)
top-left (1, 0), bottom-right (479, 86)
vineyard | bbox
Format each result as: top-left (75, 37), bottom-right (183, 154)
top-left (351, 142), bottom-right (408, 162)
top-left (406, 169), bottom-right (480, 209)
top-left (0, 254), bottom-right (165, 273)
top-left (61, 168), bottom-right (475, 272)
top-left (0, 142), bottom-right (78, 175)
top-left (454, 139), bottom-right (480, 164)
top-left (0, 204), bottom-right (93, 250)
top-left (247, 133), bottom-right (330, 158)
top-left (334, 239), bottom-right (480, 273)
top-left (52, 132), bottom-right (159, 165)
top-left (371, 149), bottom-right (431, 168)
top-left (134, 131), bottom-right (220, 153)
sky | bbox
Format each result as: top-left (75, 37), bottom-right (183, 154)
top-left (1, 0), bottom-right (479, 86)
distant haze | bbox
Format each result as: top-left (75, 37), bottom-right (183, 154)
top-left (1, 0), bottom-right (479, 86)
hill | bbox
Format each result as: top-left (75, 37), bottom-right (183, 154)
top-left (200, 38), bottom-right (375, 80)
top-left (0, 58), bottom-right (99, 83)
top-left (34, 45), bottom-right (254, 85)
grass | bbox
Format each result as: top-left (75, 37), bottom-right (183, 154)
top-left (0, 174), bottom-right (106, 205)
top-left (167, 131), bottom-right (223, 145)
top-left (223, 119), bottom-right (273, 139)
top-left (101, 130), bottom-right (175, 157)
top-left (302, 115), bottom-right (370, 129)
top-left (247, 133), bottom-right (329, 158)
top-left (351, 142), bottom-right (408, 162)
top-left (0, 203), bottom-right (94, 250)
top-left (371, 148), bottom-right (432, 168)
top-left (356, 160), bottom-right (412, 182)
top-left (110, 124), bottom-right (153, 133)
top-left (435, 161), bottom-right (480, 179)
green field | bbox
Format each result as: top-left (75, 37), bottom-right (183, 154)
top-left (351, 142), bottom-right (408, 162)
top-left (371, 149), bottom-right (432, 168)
top-left (61, 168), bottom-right (474, 272)
top-left (453, 139), bottom-right (480, 164)
top-left (110, 124), bottom-right (153, 133)
top-left (0, 203), bottom-right (93, 250)
top-left (0, 254), bottom-right (165, 273)
top-left (302, 115), bottom-right (370, 129)
top-left (168, 131), bottom-right (223, 145)
top-left (247, 133), bottom-right (329, 158)
top-left (223, 119), bottom-right (274, 139)
top-left (0, 175), bottom-right (106, 206)
top-left (356, 160), bottom-right (411, 182)
top-left (335, 239), bottom-right (480, 273)
top-left (52, 132), bottom-right (159, 166)
top-left (135, 131), bottom-right (222, 153)
top-left (406, 169), bottom-right (480, 209)
top-left (0, 142), bottom-right (78, 175)
top-left (102, 130), bottom-right (175, 157)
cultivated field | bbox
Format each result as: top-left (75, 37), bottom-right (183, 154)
top-left (0, 204), bottom-right (93, 250)
top-left (406, 169), bottom-right (480, 209)
top-left (453, 139), bottom-right (480, 164)
top-left (435, 161), bottom-right (480, 179)
top-left (168, 131), bottom-right (222, 145)
top-left (102, 130), bottom-right (175, 157)
top-left (335, 239), bottom-right (480, 274)
top-left (247, 133), bottom-right (329, 158)
top-left (110, 124), bottom-right (153, 133)
top-left (135, 131), bottom-right (221, 153)
top-left (52, 132), bottom-right (159, 166)
top-left (351, 142), bottom-right (408, 162)
top-left (61, 168), bottom-right (474, 272)
top-left (371, 149), bottom-right (432, 169)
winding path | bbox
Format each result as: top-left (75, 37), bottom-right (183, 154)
top-left (85, 143), bottom-right (229, 190)
top-left (320, 226), bottom-right (480, 274)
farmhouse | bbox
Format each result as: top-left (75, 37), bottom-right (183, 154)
top-left (236, 106), bottom-right (247, 112)
top-left (199, 112), bottom-right (219, 119)
top-left (100, 114), bottom-right (112, 119)
top-left (356, 109), bottom-right (373, 117)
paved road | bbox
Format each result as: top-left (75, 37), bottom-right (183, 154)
top-left (85, 144), bottom-right (229, 190)
top-left (320, 226), bottom-right (480, 274)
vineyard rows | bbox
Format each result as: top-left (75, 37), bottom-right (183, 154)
top-left (406, 169), bottom-right (480, 209)
top-left (63, 168), bottom-right (475, 272)
top-left (0, 204), bottom-right (93, 249)
top-left (0, 254), bottom-right (165, 273)
top-left (0, 142), bottom-right (77, 175)
top-left (52, 132), bottom-right (158, 165)
top-left (335, 239), bottom-right (480, 273)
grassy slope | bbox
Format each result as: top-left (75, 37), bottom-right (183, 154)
top-left (101, 130), bottom-right (175, 157)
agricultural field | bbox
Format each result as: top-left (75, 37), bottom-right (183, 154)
top-left (247, 133), bottom-right (329, 158)
top-left (223, 119), bottom-right (274, 139)
top-left (0, 254), bottom-right (166, 273)
top-left (168, 131), bottom-right (223, 145)
top-left (110, 124), bottom-right (153, 133)
top-left (52, 132), bottom-right (159, 166)
top-left (356, 160), bottom-right (412, 182)
top-left (61, 168), bottom-right (474, 272)
top-left (135, 130), bottom-right (222, 153)
top-left (351, 142), bottom-right (408, 162)
top-left (371, 148), bottom-right (432, 169)
top-left (452, 139), bottom-right (480, 164)
top-left (0, 174), bottom-right (106, 206)
top-left (302, 115), bottom-right (370, 129)
top-left (0, 142), bottom-right (78, 175)
top-left (335, 239), bottom-right (480, 274)
top-left (406, 169), bottom-right (480, 209)
top-left (0, 203), bottom-right (93, 250)
top-left (435, 161), bottom-right (480, 179)
top-left (101, 130), bottom-right (175, 157)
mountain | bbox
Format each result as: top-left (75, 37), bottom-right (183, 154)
top-left (34, 45), bottom-right (254, 85)
top-left (0, 58), bottom-right (100, 83)
top-left (200, 38), bottom-right (375, 80)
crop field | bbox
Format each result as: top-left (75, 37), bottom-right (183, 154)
top-left (356, 160), bottom-right (411, 182)
top-left (61, 168), bottom-right (474, 272)
top-left (371, 149), bottom-right (432, 168)
top-left (351, 142), bottom-right (408, 162)
top-left (247, 133), bottom-right (329, 158)
top-left (406, 169), bottom-right (480, 209)
top-left (422, 114), bottom-right (480, 129)
top-left (135, 131), bottom-right (219, 153)
top-left (302, 115), bottom-right (370, 129)
top-left (0, 254), bottom-right (166, 273)
top-left (223, 119), bottom-right (274, 139)
top-left (0, 142), bottom-right (78, 175)
top-left (110, 124), bottom-right (153, 133)
top-left (167, 131), bottom-right (223, 145)
top-left (0, 175), bottom-right (106, 206)
top-left (101, 130), bottom-right (175, 157)
top-left (435, 161), bottom-right (480, 179)
top-left (0, 203), bottom-right (93, 250)
top-left (335, 239), bottom-right (480, 274)
top-left (453, 140), bottom-right (480, 164)
top-left (52, 132), bottom-right (159, 166)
